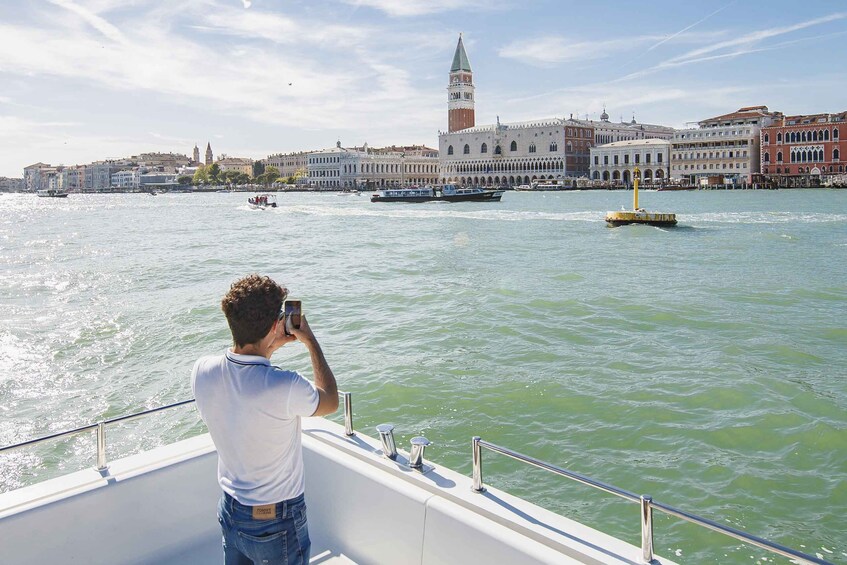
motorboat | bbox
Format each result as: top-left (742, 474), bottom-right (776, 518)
top-left (371, 184), bottom-right (502, 203)
top-left (36, 189), bottom-right (69, 198)
top-left (0, 397), bottom-right (829, 565)
top-left (248, 193), bottom-right (277, 209)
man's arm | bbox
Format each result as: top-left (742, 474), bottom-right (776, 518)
top-left (290, 315), bottom-right (338, 416)
top-left (304, 338), bottom-right (338, 416)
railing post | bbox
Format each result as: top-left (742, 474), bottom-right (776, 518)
top-left (472, 436), bottom-right (485, 492)
top-left (342, 392), bottom-right (354, 436)
top-left (95, 422), bottom-right (107, 471)
top-left (640, 495), bottom-right (654, 563)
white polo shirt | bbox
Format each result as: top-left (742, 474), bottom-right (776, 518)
top-left (191, 351), bottom-right (319, 506)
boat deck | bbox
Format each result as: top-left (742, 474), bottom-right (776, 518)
top-left (0, 417), bottom-right (673, 564)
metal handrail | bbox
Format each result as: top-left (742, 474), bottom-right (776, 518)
top-left (0, 391), bottom-right (354, 471)
top-left (471, 437), bottom-right (831, 565)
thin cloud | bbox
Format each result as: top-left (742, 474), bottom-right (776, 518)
top-left (644, 2), bottom-right (735, 53)
top-left (339, 0), bottom-right (503, 17)
top-left (615, 12), bottom-right (847, 83)
top-left (499, 36), bottom-right (663, 67)
top-left (48, 0), bottom-right (128, 45)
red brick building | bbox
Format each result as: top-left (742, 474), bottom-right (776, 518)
top-left (761, 112), bottom-right (846, 186)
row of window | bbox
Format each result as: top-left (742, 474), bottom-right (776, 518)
top-left (341, 164), bottom-right (438, 174)
top-left (448, 160), bottom-right (565, 174)
top-left (763, 149), bottom-right (840, 163)
top-left (677, 129), bottom-right (753, 139)
top-left (673, 163), bottom-right (748, 170)
top-left (674, 150), bottom-right (748, 160)
top-left (594, 153), bottom-right (664, 165)
top-left (764, 165), bottom-right (845, 174)
top-left (592, 169), bottom-right (665, 181)
top-left (764, 128), bottom-right (839, 144)
top-left (447, 141), bottom-right (561, 156)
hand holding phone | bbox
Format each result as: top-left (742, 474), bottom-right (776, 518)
top-left (283, 300), bottom-right (301, 336)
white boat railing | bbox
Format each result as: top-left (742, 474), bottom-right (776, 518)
top-left (0, 393), bottom-right (354, 471)
top-left (0, 396), bottom-right (832, 565)
top-left (471, 437), bottom-right (830, 565)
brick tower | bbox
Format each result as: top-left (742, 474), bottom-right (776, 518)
top-left (448, 34), bottom-right (474, 133)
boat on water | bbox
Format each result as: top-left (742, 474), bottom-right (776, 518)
top-left (248, 193), bottom-right (277, 209)
top-left (0, 398), bottom-right (829, 565)
top-left (656, 185), bottom-right (696, 192)
top-left (371, 184), bottom-right (503, 203)
top-left (530, 180), bottom-right (573, 191)
top-left (35, 189), bottom-right (69, 198)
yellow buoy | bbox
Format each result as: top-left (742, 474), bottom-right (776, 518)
top-left (605, 167), bottom-right (677, 227)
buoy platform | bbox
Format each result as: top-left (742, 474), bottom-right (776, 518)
top-left (605, 166), bottom-right (678, 227)
top-left (605, 209), bottom-right (677, 226)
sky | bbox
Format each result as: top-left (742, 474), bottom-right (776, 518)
top-left (1, 0), bottom-right (846, 177)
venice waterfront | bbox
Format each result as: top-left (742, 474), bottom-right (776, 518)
top-left (0, 189), bottom-right (845, 563)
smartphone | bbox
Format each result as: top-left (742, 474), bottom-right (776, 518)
top-left (284, 300), bottom-right (301, 335)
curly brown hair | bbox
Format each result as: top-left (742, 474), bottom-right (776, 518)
top-left (221, 274), bottom-right (288, 347)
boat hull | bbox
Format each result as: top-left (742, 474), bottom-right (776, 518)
top-left (371, 191), bottom-right (502, 203)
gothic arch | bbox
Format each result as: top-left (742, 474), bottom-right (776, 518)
top-left (448, 145), bottom-right (454, 155)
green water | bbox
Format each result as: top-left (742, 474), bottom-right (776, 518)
top-left (1, 190), bottom-right (845, 563)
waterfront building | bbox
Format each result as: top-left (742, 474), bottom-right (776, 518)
top-left (216, 155), bottom-right (254, 176)
top-left (111, 169), bottom-right (141, 190)
top-left (23, 163), bottom-right (51, 192)
top-left (671, 106), bottom-right (782, 186)
top-left (586, 109), bottom-right (674, 144)
top-left (0, 176), bottom-right (23, 192)
top-left (438, 36), bottom-right (593, 186)
top-left (439, 117), bottom-right (594, 186)
top-left (760, 111), bottom-right (846, 187)
top-left (589, 139), bottom-right (670, 185)
top-left (132, 152), bottom-right (190, 174)
top-left (307, 142), bottom-right (439, 190)
top-left (205, 143), bottom-right (213, 166)
top-left (140, 173), bottom-right (178, 188)
top-left (65, 165), bottom-right (86, 191)
top-left (85, 161), bottom-right (126, 191)
top-left (264, 151), bottom-right (309, 182)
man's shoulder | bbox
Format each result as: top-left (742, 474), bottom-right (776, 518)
top-left (193, 353), bottom-right (226, 374)
top-left (268, 365), bottom-right (304, 381)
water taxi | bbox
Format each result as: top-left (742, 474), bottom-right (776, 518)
top-left (35, 189), bottom-right (69, 198)
top-left (371, 184), bottom-right (502, 203)
top-left (0, 397), bottom-right (829, 565)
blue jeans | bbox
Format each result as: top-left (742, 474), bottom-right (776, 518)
top-left (217, 492), bottom-right (311, 565)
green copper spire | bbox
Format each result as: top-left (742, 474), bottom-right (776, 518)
top-left (450, 34), bottom-right (472, 72)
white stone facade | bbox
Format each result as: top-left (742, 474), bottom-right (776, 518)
top-left (111, 169), bottom-right (141, 189)
top-left (438, 118), bottom-right (593, 186)
top-left (590, 139), bottom-right (670, 184)
top-left (671, 106), bottom-right (781, 184)
top-left (308, 144), bottom-right (439, 189)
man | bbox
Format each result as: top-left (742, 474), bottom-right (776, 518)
top-left (192, 274), bottom-right (338, 565)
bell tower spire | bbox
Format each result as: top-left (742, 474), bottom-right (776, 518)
top-left (447, 33), bottom-right (475, 133)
